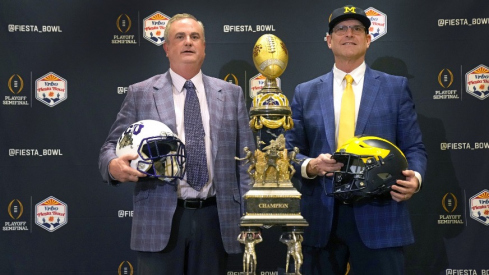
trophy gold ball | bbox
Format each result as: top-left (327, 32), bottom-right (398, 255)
top-left (253, 34), bottom-right (288, 79)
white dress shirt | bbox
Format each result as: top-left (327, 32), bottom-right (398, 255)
top-left (169, 69), bottom-right (215, 199)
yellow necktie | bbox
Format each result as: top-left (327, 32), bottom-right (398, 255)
top-left (338, 74), bottom-right (355, 148)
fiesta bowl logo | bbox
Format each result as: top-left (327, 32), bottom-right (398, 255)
top-left (365, 7), bottom-right (387, 42)
top-left (469, 189), bottom-right (489, 226)
top-left (35, 196), bottom-right (68, 232)
top-left (35, 72), bottom-right (67, 107)
top-left (249, 73), bottom-right (281, 99)
top-left (465, 64), bottom-right (489, 100)
top-left (143, 11), bottom-right (170, 46)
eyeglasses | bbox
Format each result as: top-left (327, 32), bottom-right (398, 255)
top-left (332, 25), bottom-right (366, 36)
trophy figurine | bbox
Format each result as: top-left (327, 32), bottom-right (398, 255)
top-left (236, 34), bottom-right (308, 275)
top-left (237, 230), bottom-right (262, 274)
top-left (280, 232), bottom-right (303, 275)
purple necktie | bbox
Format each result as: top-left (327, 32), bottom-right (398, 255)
top-left (184, 80), bottom-right (209, 191)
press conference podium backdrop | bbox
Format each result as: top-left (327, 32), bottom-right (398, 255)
top-left (1, 1), bottom-right (488, 274)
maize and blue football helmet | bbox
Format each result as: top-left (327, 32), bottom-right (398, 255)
top-left (332, 136), bottom-right (408, 203)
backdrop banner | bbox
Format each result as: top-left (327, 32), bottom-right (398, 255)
top-left (1, 1), bottom-right (488, 274)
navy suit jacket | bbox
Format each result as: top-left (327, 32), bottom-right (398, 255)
top-left (285, 66), bottom-right (427, 249)
top-left (99, 71), bottom-right (255, 254)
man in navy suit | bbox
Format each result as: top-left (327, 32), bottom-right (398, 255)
top-left (285, 5), bottom-right (427, 275)
top-left (99, 13), bottom-right (255, 274)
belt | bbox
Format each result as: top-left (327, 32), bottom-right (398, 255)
top-left (177, 197), bottom-right (216, 209)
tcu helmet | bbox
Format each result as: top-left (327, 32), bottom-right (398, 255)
top-left (116, 120), bottom-right (186, 182)
top-left (332, 136), bottom-right (408, 203)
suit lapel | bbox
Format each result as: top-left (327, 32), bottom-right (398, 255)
top-left (356, 67), bottom-right (381, 135)
top-left (318, 72), bottom-right (337, 151)
top-left (153, 72), bottom-right (178, 134)
top-left (203, 75), bottom-right (224, 164)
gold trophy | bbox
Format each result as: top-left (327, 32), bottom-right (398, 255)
top-left (236, 34), bottom-right (307, 275)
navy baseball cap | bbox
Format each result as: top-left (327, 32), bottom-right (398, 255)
top-left (328, 5), bottom-right (371, 34)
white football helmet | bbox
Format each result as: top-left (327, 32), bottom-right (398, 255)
top-left (116, 120), bottom-right (186, 182)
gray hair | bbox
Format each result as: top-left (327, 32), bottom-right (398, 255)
top-left (164, 13), bottom-right (205, 43)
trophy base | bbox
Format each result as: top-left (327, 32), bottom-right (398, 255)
top-left (241, 187), bottom-right (308, 228)
top-left (240, 215), bottom-right (308, 227)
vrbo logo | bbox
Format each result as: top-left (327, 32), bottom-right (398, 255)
top-left (35, 196), bottom-right (68, 232)
top-left (365, 7), bottom-right (387, 41)
top-left (35, 72), bottom-right (68, 107)
top-left (465, 64), bottom-right (489, 100)
top-left (143, 11), bottom-right (170, 46)
top-left (249, 74), bottom-right (281, 99)
top-left (469, 189), bottom-right (489, 226)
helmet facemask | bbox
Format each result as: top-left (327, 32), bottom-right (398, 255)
top-left (138, 135), bottom-right (186, 182)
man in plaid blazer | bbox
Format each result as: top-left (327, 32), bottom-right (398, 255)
top-left (99, 13), bottom-right (254, 275)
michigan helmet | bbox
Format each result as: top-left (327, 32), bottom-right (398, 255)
top-left (331, 136), bottom-right (408, 203)
top-left (116, 120), bottom-right (186, 182)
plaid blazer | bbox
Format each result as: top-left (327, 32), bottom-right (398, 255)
top-left (285, 66), bottom-right (427, 249)
top-left (99, 72), bottom-right (255, 253)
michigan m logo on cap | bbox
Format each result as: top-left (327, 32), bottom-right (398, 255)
top-left (344, 6), bottom-right (356, 14)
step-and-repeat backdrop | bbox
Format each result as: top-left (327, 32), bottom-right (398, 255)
top-left (1, 1), bottom-right (488, 274)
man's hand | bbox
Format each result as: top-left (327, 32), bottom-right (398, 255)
top-left (306, 153), bottom-right (344, 177)
top-left (391, 170), bottom-right (419, 202)
top-left (108, 153), bottom-right (147, 182)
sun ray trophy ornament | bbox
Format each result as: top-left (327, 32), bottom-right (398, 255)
top-left (236, 34), bottom-right (308, 275)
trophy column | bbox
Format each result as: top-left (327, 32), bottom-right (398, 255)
top-left (236, 34), bottom-right (308, 275)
